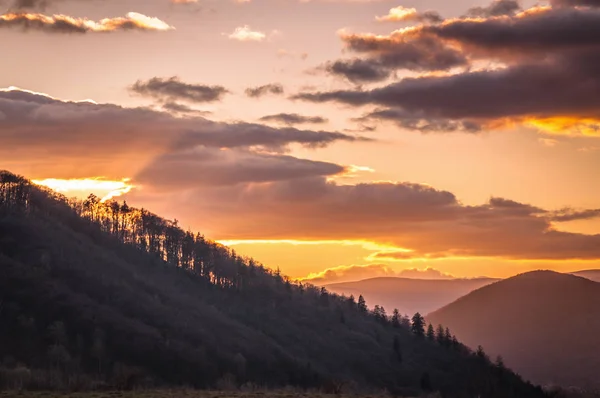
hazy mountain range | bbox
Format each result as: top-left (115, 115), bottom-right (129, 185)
top-left (324, 270), bottom-right (600, 317)
top-left (427, 271), bottom-right (600, 389)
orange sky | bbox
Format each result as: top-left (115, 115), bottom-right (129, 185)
top-left (2, 0), bottom-right (600, 283)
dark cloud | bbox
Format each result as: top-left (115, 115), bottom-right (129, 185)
top-left (244, 83), bottom-right (284, 98)
top-left (466, 0), bottom-right (522, 17)
top-left (137, 177), bottom-right (600, 261)
top-left (161, 101), bottom-right (212, 116)
top-left (259, 113), bottom-right (329, 126)
top-left (135, 148), bottom-right (345, 190)
top-left (355, 108), bottom-right (482, 133)
top-left (324, 59), bottom-right (391, 84)
top-left (305, 5), bottom-right (600, 133)
top-left (0, 88), bottom-right (364, 178)
top-left (130, 77), bottom-right (228, 104)
top-left (11, 0), bottom-right (48, 9)
top-left (550, 208), bottom-right (600, 222)
top-left (428, 7), bottom-right (600, 59)
top-left (0, 12), bottom-right (173, 34)
top-left (550, 0), bottom-right (600, 7)
top-left (340, 31), bottom-right (469, 74)
top-left (293, 50), bottom-right (600, 134)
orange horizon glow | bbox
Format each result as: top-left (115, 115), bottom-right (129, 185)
top-left (32, 178), bottom-right (136, 202)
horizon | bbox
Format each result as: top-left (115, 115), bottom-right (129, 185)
top-left (2, 0), bottom-right (600, 283)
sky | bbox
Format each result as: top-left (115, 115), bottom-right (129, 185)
top-left (1, 0), bottom-right (600, 283)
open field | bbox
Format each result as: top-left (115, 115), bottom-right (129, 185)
top-left (0, 392), bottom-right (392, 398)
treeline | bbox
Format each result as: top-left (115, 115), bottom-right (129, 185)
top-left (0, 171), bottom-right (546, 397)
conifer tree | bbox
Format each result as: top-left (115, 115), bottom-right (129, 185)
top-left (426, 323), bottom-right (435, 341)
top-left (411, 312), bottom-right (425, 337)
top-left (391, 309), bottom-right (401, 328)
top-left (357, 295), bottom-right (367, 312)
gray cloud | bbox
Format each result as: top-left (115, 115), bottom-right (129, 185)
top-left (0, 88), bottom-right (365, 178)
top-left (324, 59), bottom-right (392, 84)
top-left (293, 49), bottom-right (600, 133)
top-left (466, 0), bottom-right (522, 17)
top-left (259, 113), bottom-right (329, 125)
top-left (245, 83), bottom-right (284, 98)
top-left (135, 147), bottom-right (345, 190)
top-left (137, 176), bottom-right (600, 261)
top-left (130, 77), bottom-right (229, 104)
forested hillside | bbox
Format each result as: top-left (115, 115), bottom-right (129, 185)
top-left (0, 171), bottom-right (546, 397)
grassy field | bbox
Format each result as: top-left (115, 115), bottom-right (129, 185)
top-left (0, 392), bottom-right (393, 398)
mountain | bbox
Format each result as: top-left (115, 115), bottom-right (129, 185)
top-left (0, 171), bottom-right (546, 397)
top-left (427, 270), bottom-right (600, 389)
top-left (325, 277), bottom-right (498, 316)
top-left (572, 269), bottom-right (600, 283)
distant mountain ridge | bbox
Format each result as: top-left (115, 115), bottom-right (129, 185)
top-left (426, 270), bottom-right (600, 389)
top-left (324, 269), bottom-right (600, 316)
top-left (572, 269), bottom-right (600, 283)
top-left (325, 276), bottom-right (499, 316)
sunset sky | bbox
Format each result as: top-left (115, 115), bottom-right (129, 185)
top-left (2, 0), bottom-right (600, 283)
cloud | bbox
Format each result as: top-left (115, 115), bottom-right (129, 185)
top-left (319, 29), bottom-right (468, 83)
top-left (466, 0), bottom-right (522, 17)
top-left (245, 83), bottom-right (284, 98)
top-left (228, 25), bottom-right (266, 41)
top-left (161, 101), bottom-right (212, 116)
top-left (146, 176), bottom-right (600, 261)
top-left (0, 87), bottom-right (365, 178)
top-left (376, 6), bottom-right (443, 24)
top-left (323, 58), bottom-right (392, 84)
top-left (550, 208), bottom-right (600, 222)
top-left (301, 264), bottom-right (398, 284)
top-left (299, 3), bottom-right (600, 135)
top-left (301, 264), bottom-right (454, 284)
top-left (130, 77), bottom-right (229, 104)
top-left (0, 12), bottom-right (173, 33)
top-left (397, 268), bottom-right (454, 279)
top-left (135, 147), bottom-right (345, 190)
top-left (259, 113), bottom-right (328, 126)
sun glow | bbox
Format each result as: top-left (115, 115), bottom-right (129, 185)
top-left (32, 178), bottom-right (135, 202)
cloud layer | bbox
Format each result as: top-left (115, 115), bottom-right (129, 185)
top-left (0, 12), bottom-right (173, 33)
top-left (300, 2), bottom-right (600, 136)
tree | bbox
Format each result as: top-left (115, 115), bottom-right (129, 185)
top-left (411, 312), bottom-right (425, 337)
top-left (391, 309), bottom-right (400, 328)
top-left (357, 295), bottom-right (367, 312)
top-left (495, 355), bottom-right (505, 369)
top-left (476, 345), bottom-right (489, 362)
top-left (444, 327), bottom-right (452, 347)
top-left (436, 324), bottom-right (446, 345)
top-left (426, 323), bottom-right (435, 341)
top-left (392, 335), bottom-right (402, 362)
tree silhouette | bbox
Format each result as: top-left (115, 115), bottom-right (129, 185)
top-left (357, 295), bottom-right (367, 312)
top-left (391, 308), bottom-right (401, 328)
top-left (411, 312), bottom-right (426, 337)
top-left (426, 323), bottom-right (435, 341)
top-left (392, 335), bottom-right (402, 362)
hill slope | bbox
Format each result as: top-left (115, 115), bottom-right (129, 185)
top-left (427, 271), bottom-right (600, 389)
top-left (572, 269), bottom-right (600, 283)
top-left (0, 171), bottom-right (546, 397)
top-left (325, 277), bottom-right (497, 316)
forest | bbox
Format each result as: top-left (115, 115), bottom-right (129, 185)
top-left (0, 170), bottom-right (547, 397)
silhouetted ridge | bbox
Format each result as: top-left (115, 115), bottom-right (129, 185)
top-left (0, 171), bottom-right (546, 397)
